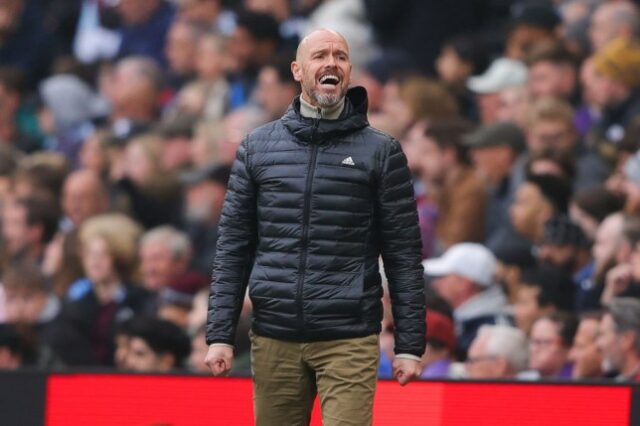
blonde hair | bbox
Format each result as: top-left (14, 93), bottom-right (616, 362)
top-left (528, 97), bottom-right (575, 127)
top-left (79, 213), bottom-right (143, 282)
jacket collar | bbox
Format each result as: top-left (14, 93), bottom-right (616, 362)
top-left (281, 86), bottom-right (369, 144)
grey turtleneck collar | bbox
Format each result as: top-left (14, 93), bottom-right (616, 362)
top-left (299, 94), bottom-right (345, 120)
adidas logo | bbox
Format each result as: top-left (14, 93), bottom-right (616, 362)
top-left (341, 156), bottom-right (355, 166)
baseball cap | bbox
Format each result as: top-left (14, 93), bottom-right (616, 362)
top-left (467, 58), bottom-right (528, 94)
top-left (462, 122), bottom-right (526, 152)
top-left (423, 243), bottom-right (497, 287)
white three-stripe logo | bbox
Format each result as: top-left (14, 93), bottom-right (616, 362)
top-left (341, 156), bottom-right (355, 166)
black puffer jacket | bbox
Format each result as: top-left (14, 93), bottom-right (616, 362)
top-left (207, 87), bottom-right (425, 356)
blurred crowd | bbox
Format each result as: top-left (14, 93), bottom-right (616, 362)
top-left (0, 0), bottom-right (640, 383)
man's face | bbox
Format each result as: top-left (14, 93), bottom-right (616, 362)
top-left (162, 137), bottom-right (192, 172)
top-left (418, 135), bottom-right (446, 183)
top-left (140, 242), bottom-right (181, 291)
top-left (477, 93), bottom-right (500, 124)
top-left (125, 337), bottom-right (171, 372)
top-left (596, 314), bottom-right (624, 374)
top-left (291, 30), bottom-right (351, 108)
top-left (529, 62), bottom-right (573, 100)
top-left (529, 318), bottom-right (568, 376)
top-left (536, 243), bottom-right (576, 271)
top-left (165, 22), bottom-right (198, 75)
top-left (568, 318), bottom-right (602, 379)
top-left (527, 120), bottom-right (576, 155)
top-left (431, 274), bottom-right (470, 309)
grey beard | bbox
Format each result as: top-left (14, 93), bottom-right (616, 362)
top-left (311, 91), bottom-right (342, 108)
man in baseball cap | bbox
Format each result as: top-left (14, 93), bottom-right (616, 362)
top-left (424, 243), bottom-right (513, 360)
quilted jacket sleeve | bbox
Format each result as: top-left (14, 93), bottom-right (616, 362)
top-left (206, 139), bottom-right (257, 345)
top-left (376, 139), bottom-right (426, 357)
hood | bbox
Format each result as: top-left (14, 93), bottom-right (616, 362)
top-left (454, 285), bottom-right (510, 322)
top-left (281, 86), bottom-right (369, 143)
top-left (39, 74), bottom-right (110, 131)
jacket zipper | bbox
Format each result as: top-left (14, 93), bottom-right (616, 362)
top-left (296, 113), bottom-right (321, 333)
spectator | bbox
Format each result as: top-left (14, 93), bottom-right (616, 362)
top-left (61, 170), bottom-right (110, 231)
top-left (157, 115), bottom-right (197, 173)
top-left (123, 316), bottom-right (191, 372)
top-left (60, 213), bottom-right (149, 366)
top-left (176, 0), bottom-right (231, 34)
top-left (537, 215), bottom-right (590, 276)
top-left (589, 1), bottom-right (640, 52)
top-left (568, 312), bottom-right (603, 379)
top-left (526, 41), bottom-right (579, 103)
top-left (227, 11), bottom-right (281, 108)
top-left (464, 122), bottom-right (526, 241)
top-left (255, 54), bottom-right (300, 121)
top-left (467, 58), bottom-right (528, 125)
top-left (597, 297), bottom-right (640, 381)
top-left (1, 193), bottom-right (60, 267)
top-left (191, 32), bottom-right (230, 120)
top-left (579, 213), bottom-right (625, 311)
top-left (526, 97), bottom-right (610, 191)
top-left (180, 164), bottom-right (230, 275)
top-left (418, 118), bottom-right (485, 249)
top-left (587, 38), bottom-right (640, 161)
top-left (157, 272), bottom-right (207, 329)
top-left (512, 266), bottom-right (575, 335)
top-left (189, 120), bottom-right (222, 169)
top-left (465, 325), bottom-right (528, 379)
top-left (37, 74), bottom-right (109, 167)
top-left (139, 225), bottom-right (201, 293)
top-left (116, 0), bottom-right (175, 66)
top-left (506, 3), bottom-right (561, 61)
top-left (107, 56), bottom-right (165, 131)
top-left (117, 134), bottom-right (182, 228)
top-left (528, 312), bottom-right (578, 379)
top-left (424, 243), bottom-right (512, 360)
top-left (164, 19), bottom-right (205, 92)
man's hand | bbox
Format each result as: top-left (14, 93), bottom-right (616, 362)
top-left (205, 345), bottom-right (234, 376)
top-left (392, 357), bottom-right (422, 386)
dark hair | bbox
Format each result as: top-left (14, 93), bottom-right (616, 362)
top-left (266, 53), bottom-right (298, 88)
top-left (445, 34), bottom-right (491, 75)
top-left (15, 194), bottom-right (60, 244)
top-left (128, 317), bottom-right (191, 368)
top-left (525, 174), bottom-right (572, 214)
top-left (526, 40), bottom-right (578, 68)
top-left (235, 11), bottom-right (281, 45)
top-left (520, 265), bottom-right (575, 312)
top-left (540, 311), bottom-right (579, 348)
top-left (572, 186), bottom-right (625, 223)
top-left (424, 118), bottom-right (476, 165)
top-left (526, 147), bottom-right (576, 182)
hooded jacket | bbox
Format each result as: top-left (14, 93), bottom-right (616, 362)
top-left (206, 87), bottom-right (426, 356)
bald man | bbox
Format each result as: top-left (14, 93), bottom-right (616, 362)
top-left (205, 30), bottom-right (425, 425)
top-left (590, 1), bottom-right (640, 52)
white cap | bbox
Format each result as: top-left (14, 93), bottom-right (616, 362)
top-left (423, 243), bottom-right (497, 287)
top-left (467, 58), bottom-right (528, 94)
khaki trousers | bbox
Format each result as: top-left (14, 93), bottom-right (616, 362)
top-left (250, 332), bottom-right (379, 426)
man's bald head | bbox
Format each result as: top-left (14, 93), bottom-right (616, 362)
top-left (291, 29), bottom-right (352, 108)
top-left (296, 29), bottom-right (349, 62)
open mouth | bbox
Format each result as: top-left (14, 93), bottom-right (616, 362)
top-left (319, 74), bottom-right (340, 86)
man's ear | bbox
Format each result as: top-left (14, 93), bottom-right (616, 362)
top-left (291, 61), bottom-right (302, 83)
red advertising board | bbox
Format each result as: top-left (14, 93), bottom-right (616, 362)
top-left (45, 375), bottom-right (634, 426)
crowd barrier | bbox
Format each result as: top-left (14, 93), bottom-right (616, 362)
top-left (2, 371), bottom-right (638, 425)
